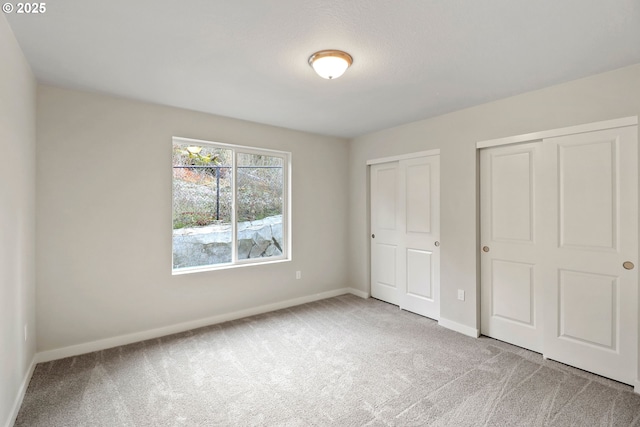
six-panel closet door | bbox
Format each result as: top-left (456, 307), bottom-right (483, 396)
top-left (370, 155), bottom-right (440, 320)
top-left (481, 124), bottom-right (638, 385)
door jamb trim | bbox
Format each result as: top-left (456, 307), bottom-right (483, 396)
top-left (476, 116), bottom-right (638, 149)
top-left (367, 149), bottom-right (440, 165)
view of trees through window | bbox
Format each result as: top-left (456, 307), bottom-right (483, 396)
top-left (173, 144), bottom-right (233, 228)
top-left (237, 152), bottom-right (284, 222)
top-left (172, 140), bottom-right (287, 270)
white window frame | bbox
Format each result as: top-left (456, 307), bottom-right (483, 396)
top-left (172, 136), bottom-right (291, 274)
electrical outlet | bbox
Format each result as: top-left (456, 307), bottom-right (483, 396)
top-left (24, 324), bottom-right (27, 342)
top-left (457, 290), bottom-right (465, 301)
top-left (296, 271), bottom-right (301, 280)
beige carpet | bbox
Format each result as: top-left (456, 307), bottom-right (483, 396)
top-left (15, 294), bottom-right (640, 426)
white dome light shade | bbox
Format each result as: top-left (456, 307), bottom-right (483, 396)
top-left (308, 50), bottom-right (353, 79)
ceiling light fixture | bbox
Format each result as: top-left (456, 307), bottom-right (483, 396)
top-left (308, 50), bottom-right (353, 80)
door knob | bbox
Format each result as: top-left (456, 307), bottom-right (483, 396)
top-left (482, 246), bottom-right (490, 252)
top-left (623, 261), bottom-right (634, 270)
top-left (371, 234), bottom-right (375, 239)
top-left (434, 241), bottom-right (440, 247)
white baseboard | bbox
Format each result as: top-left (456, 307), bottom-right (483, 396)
top-left (36, 288), bottom-right (359, 363)
top-left (438, 317), bottom-right (480, 338)
top-left (4, 356), bottom-right (37, 427)
top-left (634, 381), bottom-right (640, 395)
top-left (347, 287), bottom-right (369, 299)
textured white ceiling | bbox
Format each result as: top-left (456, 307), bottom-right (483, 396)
top-left (6, 0), bottom-right (640, 138)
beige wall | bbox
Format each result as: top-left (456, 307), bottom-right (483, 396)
top-left (36, 85), bottom-right (349, 352)
top-left (0, 15), bottom-right (36, 427)
top-left (348, 64), bottom-right (640, 330)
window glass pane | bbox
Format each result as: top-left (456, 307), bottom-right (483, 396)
top-left (172, 143), bottom-right (233, 268)
top-left (236, 153), bottom-right (284, 259)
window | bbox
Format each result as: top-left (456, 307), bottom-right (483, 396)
top-left (172, 137), bottom-right (290, 273)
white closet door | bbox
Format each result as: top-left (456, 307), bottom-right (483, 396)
top-left (480, 142), bottom-right (544, 352)
top-left (481, 124), bottom-right (638, 385)
top-left (371, 155), bottom-right (440, 320)
top-left (542, 126), bottom-right (638, 385)
top-left (400, 156), bottom-right (440, 320)
top-left (371, 162), bottom-right (401, 305)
